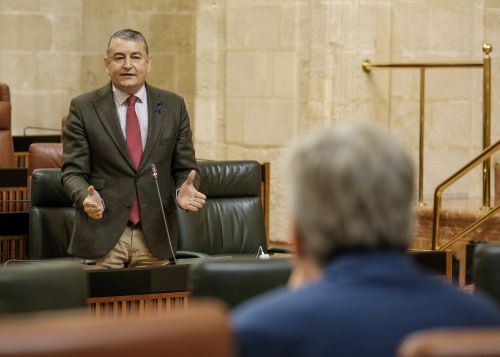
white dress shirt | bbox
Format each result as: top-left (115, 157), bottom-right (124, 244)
top-left (112, 84), bottom-right (148, 150)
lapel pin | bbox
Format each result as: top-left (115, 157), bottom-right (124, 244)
top-left (155, 101), bottom-right (163, 114)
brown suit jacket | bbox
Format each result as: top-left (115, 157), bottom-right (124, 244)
top-left (62, 83), bottom-right (199, 259)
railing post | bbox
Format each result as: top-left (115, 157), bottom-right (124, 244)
top-left (418, 68), bottom-right (426, 206)
top-left (482, 43), bottom-right (492, 209)
top-left (431, 191), bottom-right (441, 250)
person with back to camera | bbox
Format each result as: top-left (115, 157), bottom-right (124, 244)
top-left (231, 122), bottom-right (500, 357)
top-left (62, 29), bottom-right (206, 268)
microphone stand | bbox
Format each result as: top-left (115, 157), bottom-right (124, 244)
top-left (151, 164), bottom-right (177, 265)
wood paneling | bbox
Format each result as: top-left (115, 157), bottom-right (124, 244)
top-left (0, 187), bottom-right (28, 212)
top-left (88, 292), bottom-right (189, 319)
top-left (0, 235), bottom-right (27, 263)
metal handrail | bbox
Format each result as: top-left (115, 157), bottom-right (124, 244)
top-left (431, 140), bottom-right (500, 250)
top-left (362, 61), bottom-right (483, 70)
top-left (363, 44), bottom-right (492, 207)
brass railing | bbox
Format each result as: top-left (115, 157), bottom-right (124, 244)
top-left (363, 44), bottom-right (493, 207)
top-left (431, 140), bottom-right (500, 251)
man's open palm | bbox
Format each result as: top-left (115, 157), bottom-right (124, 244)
top-left (176, 170), bottom-right (206, 211)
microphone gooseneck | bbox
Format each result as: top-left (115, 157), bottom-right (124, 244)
top-left (151, 164), bottom-right (177, 265)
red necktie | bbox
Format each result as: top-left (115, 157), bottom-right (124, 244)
top-left (126, 95), bottom-right (142, 224)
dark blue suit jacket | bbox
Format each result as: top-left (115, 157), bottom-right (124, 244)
top-left (231, 251), bottom-right (500, 357)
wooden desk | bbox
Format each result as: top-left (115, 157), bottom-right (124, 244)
top-left (86, 260), bottom-right (198, 319)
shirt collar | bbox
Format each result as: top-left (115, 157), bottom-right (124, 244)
top-left (112, 84), bottom-right (147, 105)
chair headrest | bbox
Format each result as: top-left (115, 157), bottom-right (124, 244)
top-left (474, 243), bottom-right (500, 306)
top-left (189, 257), bottom-right (292, 308)
top-left (0, 301), bottom-right (233, 356)
top-left (31, 168), bottom-right (72, 207)
top-left (0, 102), bottom-right (11, 130)
top-left (0, 259), bottom-right (87, 314)
top-left (398, 328), bottom-right (500, 357)
top-left (0, 83), bottom-right (10, 102)
top-left (28, 143), bottom-right (63, 175)
top-left (198, 160), bottom-right (261, 197)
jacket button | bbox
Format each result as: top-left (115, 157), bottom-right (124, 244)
top-left (126, 203), bottom-right (132, 208)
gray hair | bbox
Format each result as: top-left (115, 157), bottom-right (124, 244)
top-left (107, 29), bottom-right (149, 55)
top-left (287, 122), bottom-right (415, 267)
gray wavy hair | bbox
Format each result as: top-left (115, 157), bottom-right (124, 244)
top-left (287, 122), bottom-right (415, 267)
top-left (107, 29), bottom-right (149, 55)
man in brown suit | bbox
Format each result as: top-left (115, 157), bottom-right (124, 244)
top-left (62, 29), bottom-right (205, 268)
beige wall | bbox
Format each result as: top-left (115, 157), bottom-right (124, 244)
top-left (0, 0), bottom-right (197, 135)
top-left (195, 0), bottom-right (500, 242)
top-left (1, 0), bottom-right (499, 243)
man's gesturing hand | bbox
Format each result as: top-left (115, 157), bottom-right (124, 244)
top-left (176, 170), bottom-right (206, 212)
top-left (83, 185), bottom-right (105, 219)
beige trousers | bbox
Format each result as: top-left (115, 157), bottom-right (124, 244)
top-left (84, 224), bottom-right (170, 269)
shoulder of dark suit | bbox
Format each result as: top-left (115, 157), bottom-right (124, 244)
top-left (145, 83), bottom-right (184, 103)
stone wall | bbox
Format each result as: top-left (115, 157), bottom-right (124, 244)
top-left (1, 0), bottom-right (499, 243)
top-left (194, 0), bottom-right (500, 243)
top-left (0, 0), bottom-right (197, 134)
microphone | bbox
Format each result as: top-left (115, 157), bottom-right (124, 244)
top-left (151, 164), bottom-right (177, 265)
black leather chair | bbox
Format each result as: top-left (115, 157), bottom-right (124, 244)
top-left (30, 161), bottom-right (270, 260)
top-left (473, 243), bottom-right (500, 306)
top-left (29, 168), bottom-right (74, 259)
top-left (0, 259), bottom-right (88, 314)
top-left (189, 256), bottom-right (293, 308)
top-left (177, 160), bottom-right (268, 258)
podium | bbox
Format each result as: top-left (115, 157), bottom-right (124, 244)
top-left (86, 260), bottom-right (196, 319)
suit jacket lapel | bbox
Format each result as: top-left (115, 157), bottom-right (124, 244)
top-left (139, 84), bottom-right (164, 171)
top-left (92, 83), bottom-right (135, 170)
